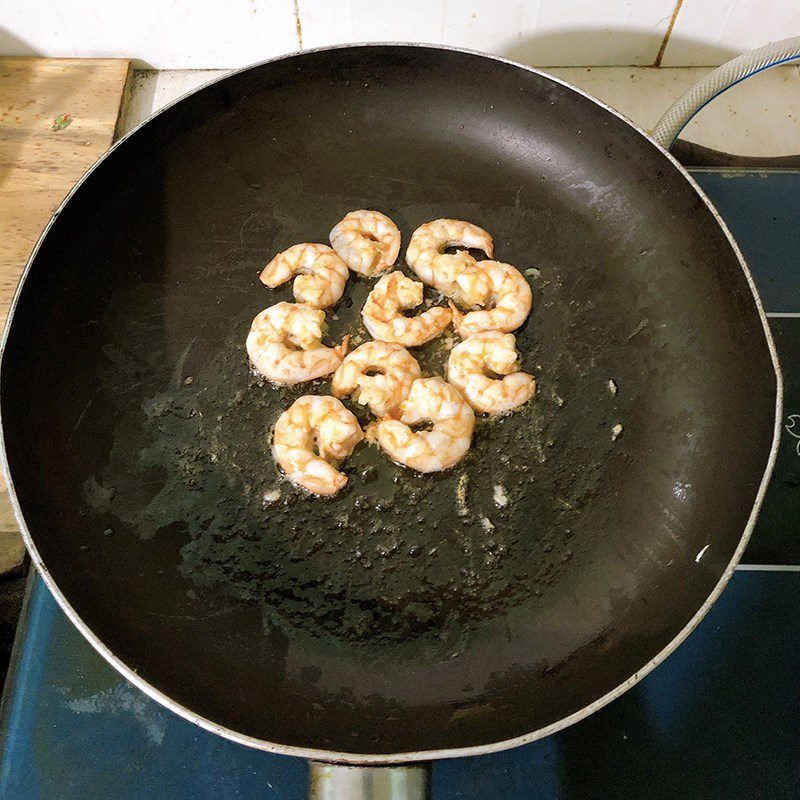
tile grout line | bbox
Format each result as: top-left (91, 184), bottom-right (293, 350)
top-left (293, 0), bottom-right (303, 50)
top-left (654, 0), bottom-right (685, 68)
top-left (736, 564), bottom-right (800, 571)
top-left (767, 312), bottom-right (800, 318)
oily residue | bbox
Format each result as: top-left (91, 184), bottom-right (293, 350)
top-left (95, 238), bottom-right (624, 647)
top-left (62, 683), bottom-right (167, 746)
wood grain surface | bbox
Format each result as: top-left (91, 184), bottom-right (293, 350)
top-left (0, 57), bottom-right (130, 570)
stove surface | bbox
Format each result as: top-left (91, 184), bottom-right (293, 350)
top-left (1, 170), bottom-right (798, 799)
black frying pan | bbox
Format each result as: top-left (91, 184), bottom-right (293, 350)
top-left (0, 43), bottom-right (780, 787)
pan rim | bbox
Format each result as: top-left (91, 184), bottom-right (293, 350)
top-left (0, 41), bottom-right (783, 765)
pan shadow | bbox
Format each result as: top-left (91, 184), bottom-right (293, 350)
top-left (0, 26), bottom-right (39, 58)
top-left (500, 28), bottom-right (739, 68)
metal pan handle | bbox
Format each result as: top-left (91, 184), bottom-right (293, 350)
top-left (309, 762), bottom-right (431, 800)
top-left (651, 36), bottom-right (800, 150)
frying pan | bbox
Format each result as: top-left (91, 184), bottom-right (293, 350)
top-left (0, 44), bottom-right (781, 798)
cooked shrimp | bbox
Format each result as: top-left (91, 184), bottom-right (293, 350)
top-left (272, 396), bottom-right (363, 495)
top-left (246, 302), bottom-right (347, 385)
top-left (406, 219), bottom-right (493, 301)
top-left (259, 243), bottom-right (349, 309)
top-left (362, 272), bottom-right (451, 347)
top-left (332, 341), bottom-right (421, 417)
top-left (449, 261), bottom-right (532, 337)
top-left (370, 377), bottom-right (475, 472)
top-left (330, 210), bottom-right (401, 277)
top-left (447, 331), bottom-right (536, 414)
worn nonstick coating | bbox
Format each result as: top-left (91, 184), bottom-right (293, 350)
top-left (0, 46), bottom-right (779, 760)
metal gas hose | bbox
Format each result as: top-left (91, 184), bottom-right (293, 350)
top-left (651, 36), bottom-right (800, 150)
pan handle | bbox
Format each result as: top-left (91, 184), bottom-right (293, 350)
top-left (651, 36), bottom-right (800, 150)
top-left (309, 762), bottom-right (431, 800)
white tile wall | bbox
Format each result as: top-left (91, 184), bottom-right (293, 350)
top-left (662, 0), bottom-right (800, 66)
top-left (0, 0), bottom-right (298, 69)
top-left (1, 0), bottom-right (799, 68)
top-left (298, 0), bottom-right (676, 65)
top-left (298, 0), bottom-right (435, 48)
top-left (498, 0), bottom-right (675, 66)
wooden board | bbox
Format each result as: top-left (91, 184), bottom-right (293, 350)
top-left (0, 57), bottom-right (130, 570)
top-left (0, 58), bottom-right (130, 328)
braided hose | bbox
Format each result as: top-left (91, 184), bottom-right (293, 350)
top-left (651, 36), bottom-right (800, 150)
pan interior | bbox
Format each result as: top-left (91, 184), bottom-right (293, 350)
top-left (0, 46), bottom-right (776, 757)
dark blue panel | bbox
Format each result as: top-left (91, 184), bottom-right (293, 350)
top-left (685, 170), bottom-right (800, 564)
top-left (0, 575), bottom-right (306, 800)
top-left (690, 170), bottom-right (800, 313)
top-left (746, 317), bottom-right (800, 564)
top-left (2, 571), bottom-right (798, 800)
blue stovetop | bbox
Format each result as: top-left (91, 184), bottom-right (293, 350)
top-left (1, 170), bottom-right (799, 799)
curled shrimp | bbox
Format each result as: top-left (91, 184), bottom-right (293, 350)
top-left (406, 219), bottom-right (493, 302)
top-left (246, 302), bottom-right (348, 385)
top-left (330, 210), bottom-right (401, 277)
top-left (370, 377), bottom-right (475, 473)
top-left (447, 331), bottom-right (536, 414)
top-left (449, 261), bottom-right (532, 337)
top-left (272, 396), bottom-right (363, 495)
top-left (259, 243), bottom-right (349, 309)
top-left (332, 341), bottom-right (421, 417)
top-left (362, 272), bottom-right (451, 347)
